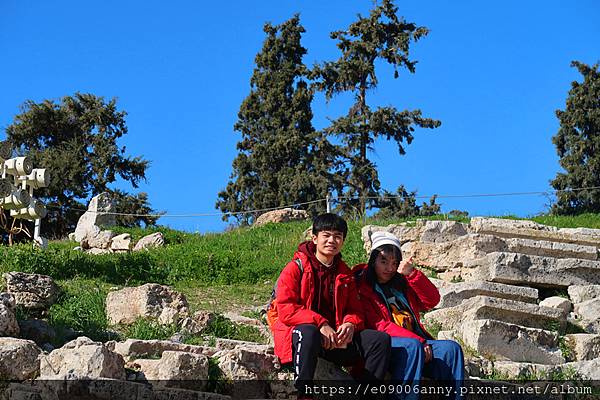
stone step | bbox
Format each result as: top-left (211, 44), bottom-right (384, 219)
top-left (425, 295), bottom-right (566, 332)
top-left (459, 319), bottom-right (564, 365)
top-left (469, 217), bottom-right (600, 247)
top-left (503, 237), bottom-right (598, 260)
top-left (108, 338), bottom-right (217, 361)
top-left (437, 280), bottom-right (538, 309)
top-left (466, 252), bottom-right (600, 289)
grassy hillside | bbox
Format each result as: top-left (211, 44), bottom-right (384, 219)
top-left (2, 213), bottom-right (600, 344)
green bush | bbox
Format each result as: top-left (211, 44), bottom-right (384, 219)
top-left (47, 279), bottom-right (114, 344)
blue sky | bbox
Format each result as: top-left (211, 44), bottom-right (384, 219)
top-left (1, 1), bottom-right (599, 233)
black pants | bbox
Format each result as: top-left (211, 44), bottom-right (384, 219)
top-left (291, 324), bottom-right (390, 393)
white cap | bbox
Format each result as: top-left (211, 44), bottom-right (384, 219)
top-left (370, 231), bottom-right (402, 253)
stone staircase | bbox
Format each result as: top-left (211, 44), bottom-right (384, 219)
top-left (363, 217), bottom-right (600, 380)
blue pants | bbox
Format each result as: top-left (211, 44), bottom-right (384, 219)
top-left (389, 337), bottom-right (464, 400)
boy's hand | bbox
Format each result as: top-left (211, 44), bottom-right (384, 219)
top-left (398, 256), bottom-right (415, 276)
top-left (320, 324), bottom-right (338, 350)
top-left (335, 322), bottom-right (354, 347)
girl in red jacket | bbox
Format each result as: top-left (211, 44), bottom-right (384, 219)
top-left (355, 231), bottom-right (464, 400)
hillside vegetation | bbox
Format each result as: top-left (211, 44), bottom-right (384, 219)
top-left (2, 213), bottom-right (600, 345)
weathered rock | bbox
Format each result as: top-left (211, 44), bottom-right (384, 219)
top-left (459, 319), bottom-right (564, 364)
top-left (418, 220), bottom-right (469, 243)
top-left (568, 284), bottom-right (600, 303)
top-left (105, 283), bottom-right (188, 325)
top-left (0, 292), bottom-right (19, 336)
top-left (74, 193), bottom-right (116, 242)
top-left (110, 233), bottom-right (132, 252)
top-left (0, 337), bottom-right (42, 379)
top-left (564, 334), bottom-right (600, 361)
top-left (215, 338), bottom-right (272, 354)
top-left (217, 347), bottom-right (279, 380)
top-left (133, 232), bottom-right (165, 252)
top-left (401, 234), bottom-right (505, 270)
top-left (469, 217), bottom-right (600, 247)
top-left (153, 387), bottom-right (231, 400)
top-left (436, 280), bottom-right (538, 309)
top-left (492, 361), bottom-right (551, 379)
top-left (562, 358), bottom-right (600, 380)
top-left (3, 272), bottom-right (60, 310)
top-left (133, 351), bottom-right (209, 391)
top-left (539, 296), bottom-right (572, 314)
top-left (83, 230), bottom-right (115, 250)
top-left (253, 208), bottom-right (309, 226)
top-left (86, 247), bottom-right (113, 255)
top-left (39, 336), bottom-right (125, 379)
top-left (464, 357), bottom-right (494, 379)
top-left (424, 295), bottom-right (566, 331)
top-left (466, 252), bottom-right (600, 288)
top-left (179, 310), bottom-right (216, 335)
top-left (503, 237), bottom-right (598, 260)
top-left (109, 338), bottom-right (216, 361)
top-left (18, 319), bottom-right (56, 346)
top-left (573, 298), bottom-right (600, 333)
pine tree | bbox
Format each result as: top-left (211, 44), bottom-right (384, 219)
top-left (6, 93), bottom-right (153, 237)
top-left (216, 16), bottom-right (340, 225)
top-left (312, 0), bottom-right (441, 217)
top-left (551, 61), bottom-right (600, 214)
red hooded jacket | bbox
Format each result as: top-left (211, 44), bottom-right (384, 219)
top-left (353, 263), bottom-right (440, 343)
top-left (271, 244), bottom-right (364, 364)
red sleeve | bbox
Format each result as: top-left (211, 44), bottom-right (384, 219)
top-left (405, 269), bottom-right (440, 312)
top-left (341, 278), bottom-right (365, 331)
top-left (276, 261), bottom-right (328, 327)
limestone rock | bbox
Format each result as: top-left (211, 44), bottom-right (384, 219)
top-left (18, 319), bottom-right (56, 346)
top-left (0, 337), bottom-right (42, 379)
top-left (133, 232), bottom-right (165, 252)
top-left (573, 298), bottom-right (600, 333)
top-left (133, 350), bottom-right (209, 391)
top-left (466, 252), bottom-right (600, 288)
top-left (109, 338), bottom-right (216, 361)
top-left (217, 347), bottom-right (279, 380)
top-left (74, 193), bottom-right (116, 242)
top-left (179, 310), bottom-right (217, 335)
top-left (424, 295), bottom-right (566, 332)
top-left (3, 272), bottom-right (60, 311)
top-left (401, 234), bottom-right (505, 270)
top-left (437, 280), bottom-right (538, 309)
top-left (83, 230), bottom-right (115, 250)
top-left (564, 334), bottom-right (600, 361)
top-left (215, 338), bottom-right (272, 354)
top-left (469, 217), bottom-right (600, 247)
top-left (86, 247), bottom-right (113, 255)
top-left (110, 233), bottom-right (132, 252)
top-left (568, 285), bottom-right (600, 304)
top-left (39, 336), bottom-right (125, 379)
top-left (503, 237), bottom-right (598, 260)
top-left (0, 292), bottom-right (19, 336)
top-left (539, 296), bottom-right (572, 314)
top-left (253, 208), bottom-right (309, 226)
top-left (105, 284), bottom-right (188, 325)
top-left (459, 319), bottom-right (564, 364)
top-left (418, 220), bottom-right (468, 243)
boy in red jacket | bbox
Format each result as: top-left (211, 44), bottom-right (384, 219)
top-left (270, 213), bottom-right (390, 399)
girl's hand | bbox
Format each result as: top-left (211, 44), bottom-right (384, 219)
top-left (398, 256), bottom-right (415, 276)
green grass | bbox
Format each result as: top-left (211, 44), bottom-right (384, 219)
top-left (4, 213), bottom-right (600, 345)
top-left (120, 318), bottom-right (179, 341)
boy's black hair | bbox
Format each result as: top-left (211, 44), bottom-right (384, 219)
top-left (366, 244), bottom-right (405, 289)
top-left (312, 213), bottom-right (348, 238)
